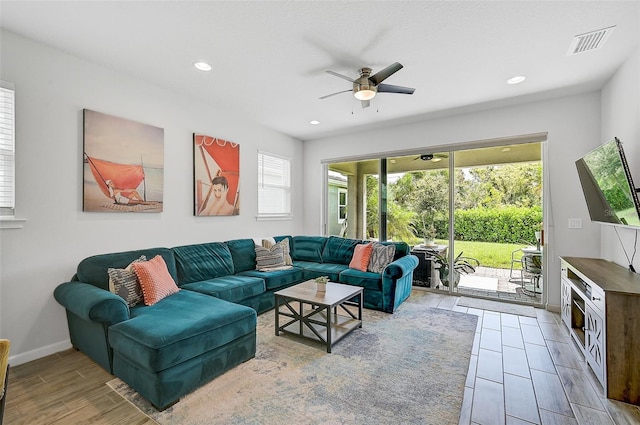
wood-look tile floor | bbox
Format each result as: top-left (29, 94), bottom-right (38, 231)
top-left (4, 292), bottom-right (640, 425)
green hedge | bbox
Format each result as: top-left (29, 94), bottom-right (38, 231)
top-left (433, 206), bottom-right (542, 244)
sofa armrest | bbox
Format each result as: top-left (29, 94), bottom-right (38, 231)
top-left (54, 282), bottom-right (129, 326)
top-left (383, 255), bottom-right (419, 279)
top-left (380, 255), bottom-right (419, 313)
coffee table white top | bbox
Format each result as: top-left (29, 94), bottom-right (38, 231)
top-left (274, 280), bottom-right (362, 306)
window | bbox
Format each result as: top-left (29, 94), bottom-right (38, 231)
top-left (258, 151), bottom-right (291, 218)
top-left (338, 188), bottom-right (347, 223)
top-left (0, 82), bottom-right (15, 217)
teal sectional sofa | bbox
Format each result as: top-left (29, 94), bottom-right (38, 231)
top-left (54, 235), bottom-right (418, 409)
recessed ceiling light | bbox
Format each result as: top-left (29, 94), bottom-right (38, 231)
top-left (507, 76), bottom-right (526, 85)
top-left (309, 120), bottom-right (320, 125)
top-left (194, 62), bottom-right (212, 72)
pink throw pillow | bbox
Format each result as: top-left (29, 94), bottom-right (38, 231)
top-left (349, 243), bottom-right (374, 272)
top-left (133, 255), bottom-right (180, 306)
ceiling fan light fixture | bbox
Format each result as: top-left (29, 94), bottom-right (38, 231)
top-left (353, 86), bottom-right (377, 101)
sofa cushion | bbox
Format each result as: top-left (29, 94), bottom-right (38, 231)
top-left (133, 255), bottom-right (181, 306)
top-left (387, 241), bottom-right (410, 260)
top-left (173, 242), bottom-right (235, 284)
top-left (349, 243), bottom-right (374, 272)
top-left (109, 290), bottom-right (256, 372)
top-left (273, 236), bottom-right (295, 264)
top-left (263, 238), bottom-right (292, 265)
top-left (255, 244), bottom-right (286, 270)
top-left (181, 275), bottom-right (265, 303)
top-left (225, 239), bottom-right (257, 273)
top-left (293, 261), bottom-right (349, 282)
top-left (236, 267), bottom-right (304, 290)
top-left (368, 243), bottom-right (396, 273)
top-left (339, 268), bottom-right (383, 291)
top-left (321, 236), bottom-right (362, 265)
top-left (107, 255), bottom-right (147, 307)
top-left (76, 248), bottom-right (176, 292)
top-left (291, 236), bottom-right (327, 263)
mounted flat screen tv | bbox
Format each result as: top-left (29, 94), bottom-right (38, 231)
top-left (575, 137), bottom-right (640, 228)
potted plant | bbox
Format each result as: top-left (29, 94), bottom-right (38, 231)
top-left (428, 251), bottom-right (479, 288)
top-left (411, 213), bottom-right (437, 246)
top-left (315, 276), bottom-right (329, 293)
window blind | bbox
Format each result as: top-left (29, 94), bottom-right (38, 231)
top-left (258, 151), bottom-right (291, 216)
top-left (0, 82), bottom-right (15, 216)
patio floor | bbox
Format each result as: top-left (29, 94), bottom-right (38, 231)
top-left (422, 265), bottom-right (543, 305)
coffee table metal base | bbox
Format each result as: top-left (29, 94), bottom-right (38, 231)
top-left (275, 283), bottom-right (363, 353)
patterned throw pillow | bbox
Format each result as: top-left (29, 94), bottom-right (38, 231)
top-left (349, 243), bottom-right (374, 272)
top-left (255, 243), bottom-right (286, 271)
top-left (133, 255), bottom-right (180, 306)
top-left (368, 243), bottom-right (396, 273)
top-left (263, 238), bottom-right (292, 265)
top-left (107, 255), bottom-right (146, 307)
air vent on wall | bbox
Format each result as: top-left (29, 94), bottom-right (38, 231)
top-left (567, 26), bottom-right (615, 55)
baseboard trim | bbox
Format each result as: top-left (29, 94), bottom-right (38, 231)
top-left (9, 340), bottom-right (72, 366)
top-left (546, 303), bottom-right (560, 313)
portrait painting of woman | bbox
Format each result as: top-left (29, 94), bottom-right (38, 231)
top-left (193, 134), bottom-right (239, 216)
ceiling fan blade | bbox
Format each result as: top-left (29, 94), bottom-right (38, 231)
top-left (369, 62), bottom-right (403, 85)
top-left (377, 83), bottom-right (415, 95)
top-left (326, 70), bottom-right (355, 82)
top-left (361, 99), bottom-right (370, 109)
top-left (319, 89), bottom-right (352, 100)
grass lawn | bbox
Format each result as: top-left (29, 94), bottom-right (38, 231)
top-left (434, 239), bottom-right (528, 269)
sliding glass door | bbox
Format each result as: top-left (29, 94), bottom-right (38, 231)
top-left (325, 140), bottom-right (544, 305)
top-left (451, 144), bottom-right (543, 302)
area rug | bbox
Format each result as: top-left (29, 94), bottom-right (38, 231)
top-left (108, 291), bottom-right (477, 425)
top-left (456, 296), bottom-right (536, 317)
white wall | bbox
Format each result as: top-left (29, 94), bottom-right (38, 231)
top-left (600, 47), bottom-right (640, 271)
top-left (303, 92), bottom-right (605, 309)
top-left (0, 31), bottom-right (304, 364)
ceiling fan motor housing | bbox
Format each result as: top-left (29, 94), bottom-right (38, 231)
top-left (353, 67), bottom-right (377, 99)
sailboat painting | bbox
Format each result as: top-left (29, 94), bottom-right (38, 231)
top-left (194, 134), bottom-right (239, 216)
top-left (83, 109), bottom-right (164, 212)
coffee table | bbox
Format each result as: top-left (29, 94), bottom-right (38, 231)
top-left (274, 280), bottom-right (363, 353)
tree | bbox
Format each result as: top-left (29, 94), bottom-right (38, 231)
top-left (392, 172), bottom-right (420, 209)
top-left (367, 174), bottom-right (420, 241)
top-left (407, 170), bottom-right (449, 239)
top-left (365, 175), bottom-right (379, 239)
top-left (464, 163), bottom-right (542, 209)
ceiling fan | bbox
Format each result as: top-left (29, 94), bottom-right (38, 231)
top-left (413, 153), bottom-right (448, 162)
top-left (319, 62), bottom-right (415, 108)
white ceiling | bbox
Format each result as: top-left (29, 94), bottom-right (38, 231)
top-left (1, 1), bottom-right (639, 141)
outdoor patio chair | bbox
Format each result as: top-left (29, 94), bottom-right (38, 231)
top-left (509, 248), bottom-right (524, 281)
top-left (521, 253), bottom-right (542, 296)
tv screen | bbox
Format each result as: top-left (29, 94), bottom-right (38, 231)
top-left (575, 138), bottom-right (640, 227)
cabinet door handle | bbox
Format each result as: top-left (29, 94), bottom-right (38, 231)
top-left (592, 297), bottom-right (601, 301)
